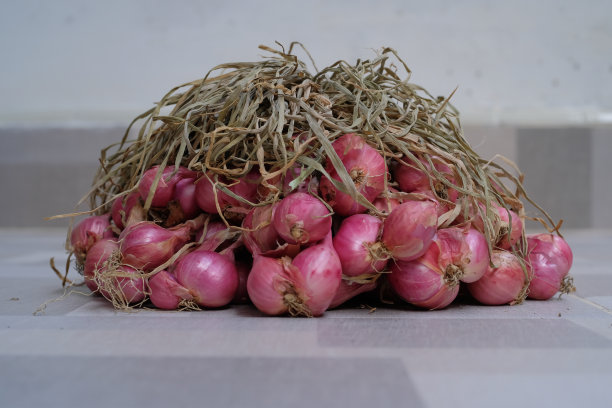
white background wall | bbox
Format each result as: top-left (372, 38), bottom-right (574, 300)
top-left (1, 0), bottom-right (611, 126)
top-left (1, 0), bottom-right (611, 228)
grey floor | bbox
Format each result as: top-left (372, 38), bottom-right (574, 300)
top-left (1, 228), bottom-right (611, 408)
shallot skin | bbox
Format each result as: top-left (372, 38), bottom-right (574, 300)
top-left (459, 228), bottom-right (489, 283)
top-left (391, 264), bottom-right (459, 310)
top-left (111, 265), bottom-right (147, 305)
top-left (83, 238), bottom-right (119, 293)
top-left (95, 264), bottom-right (146, 305)
top-left (467, 250), bottom-right (527, 305)
top-left (174, 178), bottom-right (199, 219)
top-left (149, 270), bottom-right (193, 310)
top-left (247, 256), bottom-right (292, 316)
top-left (394, 156), bottom-right (459, 205)
top-left (243, 204), bottom-right (281, 255)
top-left (119, 222), bottom-right (190, 271)
top-left (111, 192), bottom-right (143, 230)
top-left (388, 245), bottom-right (460, 310)
top-left (174, 250), bottom-right (238, 308)
top-left (194, 170), bottom-right (259, 215)
top-left (319, 133), bottom-right (386, 216)
top-left (381, 200), bottom-right (438, 262)
top-left (70, 214), bottom-right (114, 264)
top-left (497, 207), bottom-right (523, 250)
top-left (526, 234), bottom-right (573, 300)
top-left (372, 187), bottom-right (402, 215)
top-left (291, 236), bottom-right (342, 316)
top-left (273, 192), bottom-right (332, 245)
top-left (333, 214), bottom-right (387, 277)
top-left (138, 165), bottom-right (194, 208)
top-left (247, 234), bottom-right (342, 317)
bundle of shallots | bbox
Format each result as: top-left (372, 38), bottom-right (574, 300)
top-left (52, 44), bottom-right (574, 315)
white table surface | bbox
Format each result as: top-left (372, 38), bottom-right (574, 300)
top-left (1, 228), bottom-right (611, 408)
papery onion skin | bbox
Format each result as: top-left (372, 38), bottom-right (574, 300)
top-left (247, 255), bottom-right (292, 316)
top-left (333, 214), bottom-right (387, 277)
top-left (119, 221), bottom-right (191, 271)
top-left (83, 238), bottom-right (119, 293)
top-left (291, 233), bottom-right (342, 316)
top-left (174, 250), bottom-right (238, 308)
top-left (319, 133), bottom-right (386, 216)
top-left (149, 270), bottom-right (193, 310)
top-left (273, 192), bottom-right (332, 245)
top-left (381, 200), bottom-right (438, 262)
top-left (467, 250), bottom-right (527, 305)
top-left (526, 234), bottom-right (573, 300)
top-left (71, 214), bottom-right (114, 265)
top-left (111, 192), bottom-right (143, 230)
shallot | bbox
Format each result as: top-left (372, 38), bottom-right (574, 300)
top-left (497, 207), bottom-right (523, 250)
top-left (247, 233), bottom-right (341, 316)
top-left (389, 257), bottom-right (460, 310)
top-left (174, 178), bottom-right (199, 219)
top-left (174, 250), bottom-right (238, 308)
top-left (381, 200), bottom-right (438, 262)
top-left (138, 165), bottom-right (195, 208)
top-left (119, 221), bottom-right (192, 271)
top-left (273, 192), bottom-right (331, 245)
top-left (247, 255), bottom-right (300, 316)
top-left (149, 270), bottom-right (193, 310)
top-left (372, 187), bottom-right (402, 215)
top-left (83, 238), bottom-right (119, 293)
top-left (471, 202), bottom-right (523, 249)
top-left (329, 280), bottom-right (377, 309)
top-left (467, 250), bottom-right (527, 305)
top-left (291, 233), bottom-right (342, 316)
top-left (70, 214), bottom-right (114, 265)
top-left (243, 204), bottom-right (281, 255)
top-left (111, 192), bottom-right (144, 230)
top-left (194, 169), bottom-right (259, 215)
top-left (100, 265), bottom-right (146, 305)
top-left (526, 233), bottom-right (573, 300)
top-left (319, 133), bottom-right (386, 216)
top-left (258, 163), bottom-right (318, 200)
top-left (333, 214), bottom-right (387, 277)
top-left (387, 227), bottom-right (488, 309)
top-left (394, 156), bottom-right (458, 203)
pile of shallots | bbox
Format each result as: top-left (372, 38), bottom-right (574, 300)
top-left (69, 133), bottom-right (573, 316)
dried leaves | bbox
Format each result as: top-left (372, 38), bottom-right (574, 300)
top-left (83, 42), bottom-right (557, 249)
